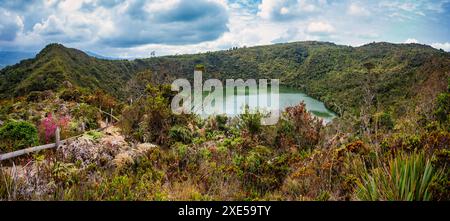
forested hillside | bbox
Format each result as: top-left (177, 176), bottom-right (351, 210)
top-left (0, 44), bottom-right (139, 99)
top-left (1, 42), bottom-right (449, 116)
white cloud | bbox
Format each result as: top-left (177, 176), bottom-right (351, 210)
top-left (348, 3), bottom-right (370, 16)
top-left (0, 0), bottom-right (449, 58)
top-left (280, 7), bottom-right (289, 15)
top-left (0, 9), bottom-right (24, 41)
top-left (431, 42), bottom-right (450, 52)
top-left (404, 38), bottom-right (418, 44)
top-left (257, 0), bottom-right (324, 20)
top-left (307, 21), bottom-right (334, 34)
top-left (57, 0), bottom-right (85, 11)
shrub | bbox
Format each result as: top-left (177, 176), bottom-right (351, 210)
top-left (434, 93), bottom-right (450, 126)
top-left (277, 102), bottom-right (323, 150)
top-left (59, 88), bottom-right (83, 102)
top-left (169, 125), bottom-right (193, 144)
top-left (374, 111), bottom-right (394, 130)
top-left (215, 115), bottom-right (228, 131)
top-left (86, 89), bottom-right (117, 110)
top-left (39, 113), bottom-right (71, 143)
top-left (0, 120), bottom-right (39, 152)
top-left (27, 91), bottom-right (44, 102)
top-left (84, 130), bottom-right (103, 141)
top-left (51, 162), bottom-right (79, 188)
top-left (195, 64), bottom-right (205, 71)
top-left (356, 151), bottom-right (444, 201)
top-left (238, 107), bottom-right (263, 137)
top-left (121, 83), bottom-right (182, 145)
top-left (238, 146), bottom-right (290, 194)
top-left (71, 103), bottom-right (100, 130)
top-left (389, 134), bottom-right (421, 153)
top-left (0, 101), bottom-right (12, 121)
top-left (206, 115), bottom-right (228, 132)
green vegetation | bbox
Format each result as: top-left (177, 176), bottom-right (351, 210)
top-left (0, 42), bottom-right (449, 201)
top-left (356, 151), bottom-right (443, 201)
top-left (2, 42), bottom-right (449, 117)
top-left (169, 125), bottom-right (193, 144)
top-left (0, 121), bottom-right (38, 152)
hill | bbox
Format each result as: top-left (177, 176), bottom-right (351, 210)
top-left (0, 44), bottom-right (143, 99)
top-left (1, 42), bottom-right (449, 116)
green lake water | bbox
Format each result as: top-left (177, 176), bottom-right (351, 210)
top-left (194, 86), bottom-right (336, 123)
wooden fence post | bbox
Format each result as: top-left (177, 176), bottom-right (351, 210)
top-left (55, 127), bottom-right (61, 148)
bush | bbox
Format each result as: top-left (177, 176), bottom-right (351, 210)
top-left (215, 115), bottom-right (228, 131)
top-left (121, 84), bottom-right (180, 145)
top-left (59, 88), bottom-right (83, 102)
top-left (27, 91), bottom-right (44, 102)
top-left (195, 64), bottom-right (205, 71)
top-left (169, 125), bottom-right (193, 144)
top-left (86, 89), bottom-right (117, 110)
top-left (205, 115), bottom-right (228, 132)
top-left (278, 102), bottom-right (323, 150)
top-left (434, 93), bottom-right (450, 126)
top-left (71, 103), bottom-right (101, 130)
top-left (38, 113), bottom-right (71, 143)
top-left (0, 120), bottom-right (39, 152)
top-left (374, 111), bottom-right (394, 130)
top-left (0, 101), bottom-right (12, 121)
top-left (238, 107), bottom-right (263, 137)
top-left (238, 146), bottom-right (290, 194)
top-left (26, 90), bottom-right (53, 102)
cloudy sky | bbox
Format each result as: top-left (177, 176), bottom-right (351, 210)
top-left (0, 0), bottom-right (449, 58)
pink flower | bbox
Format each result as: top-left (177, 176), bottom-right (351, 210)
top-left (39, 113), bottom-right (72, 143)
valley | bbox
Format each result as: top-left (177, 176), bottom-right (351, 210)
top-left (0, 41), bottom-right (449, 201)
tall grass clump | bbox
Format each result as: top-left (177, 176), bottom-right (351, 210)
top-left (356, 151), bottom-right (443, 201)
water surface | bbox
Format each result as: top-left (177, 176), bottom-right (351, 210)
top-left (194, 86), bottom-right (336, 123)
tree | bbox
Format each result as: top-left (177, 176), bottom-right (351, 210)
top-left (126, 70), bottom-right (156, 102)
top-left (360, 62), bottom-right (378, 142)
top-left (280, 102), bottom-right (323, 150)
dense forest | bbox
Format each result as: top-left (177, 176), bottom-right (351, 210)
top-left (0, 41), bottom-right (449, 201)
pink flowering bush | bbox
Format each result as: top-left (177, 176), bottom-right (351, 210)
top-left (39, 113), bottom-right (71, 143)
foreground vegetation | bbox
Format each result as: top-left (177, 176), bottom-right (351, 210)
top-left (0, 77), bottom-right (449, 201)
top-left (0, 42), bottom-right (449, 201)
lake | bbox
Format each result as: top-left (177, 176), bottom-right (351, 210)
top-left (194, 86), bottom-right (336, 124)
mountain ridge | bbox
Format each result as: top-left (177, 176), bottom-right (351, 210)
top-left (1, 41), bottom-right (449, 115)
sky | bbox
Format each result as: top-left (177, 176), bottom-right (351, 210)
top-left (0, 0), bottom-right (449, 58)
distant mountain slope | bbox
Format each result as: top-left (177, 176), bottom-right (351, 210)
top-left (1, 42), bottom-right (449, 116)
top-left (85, 51), bottom-right (120, 60)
